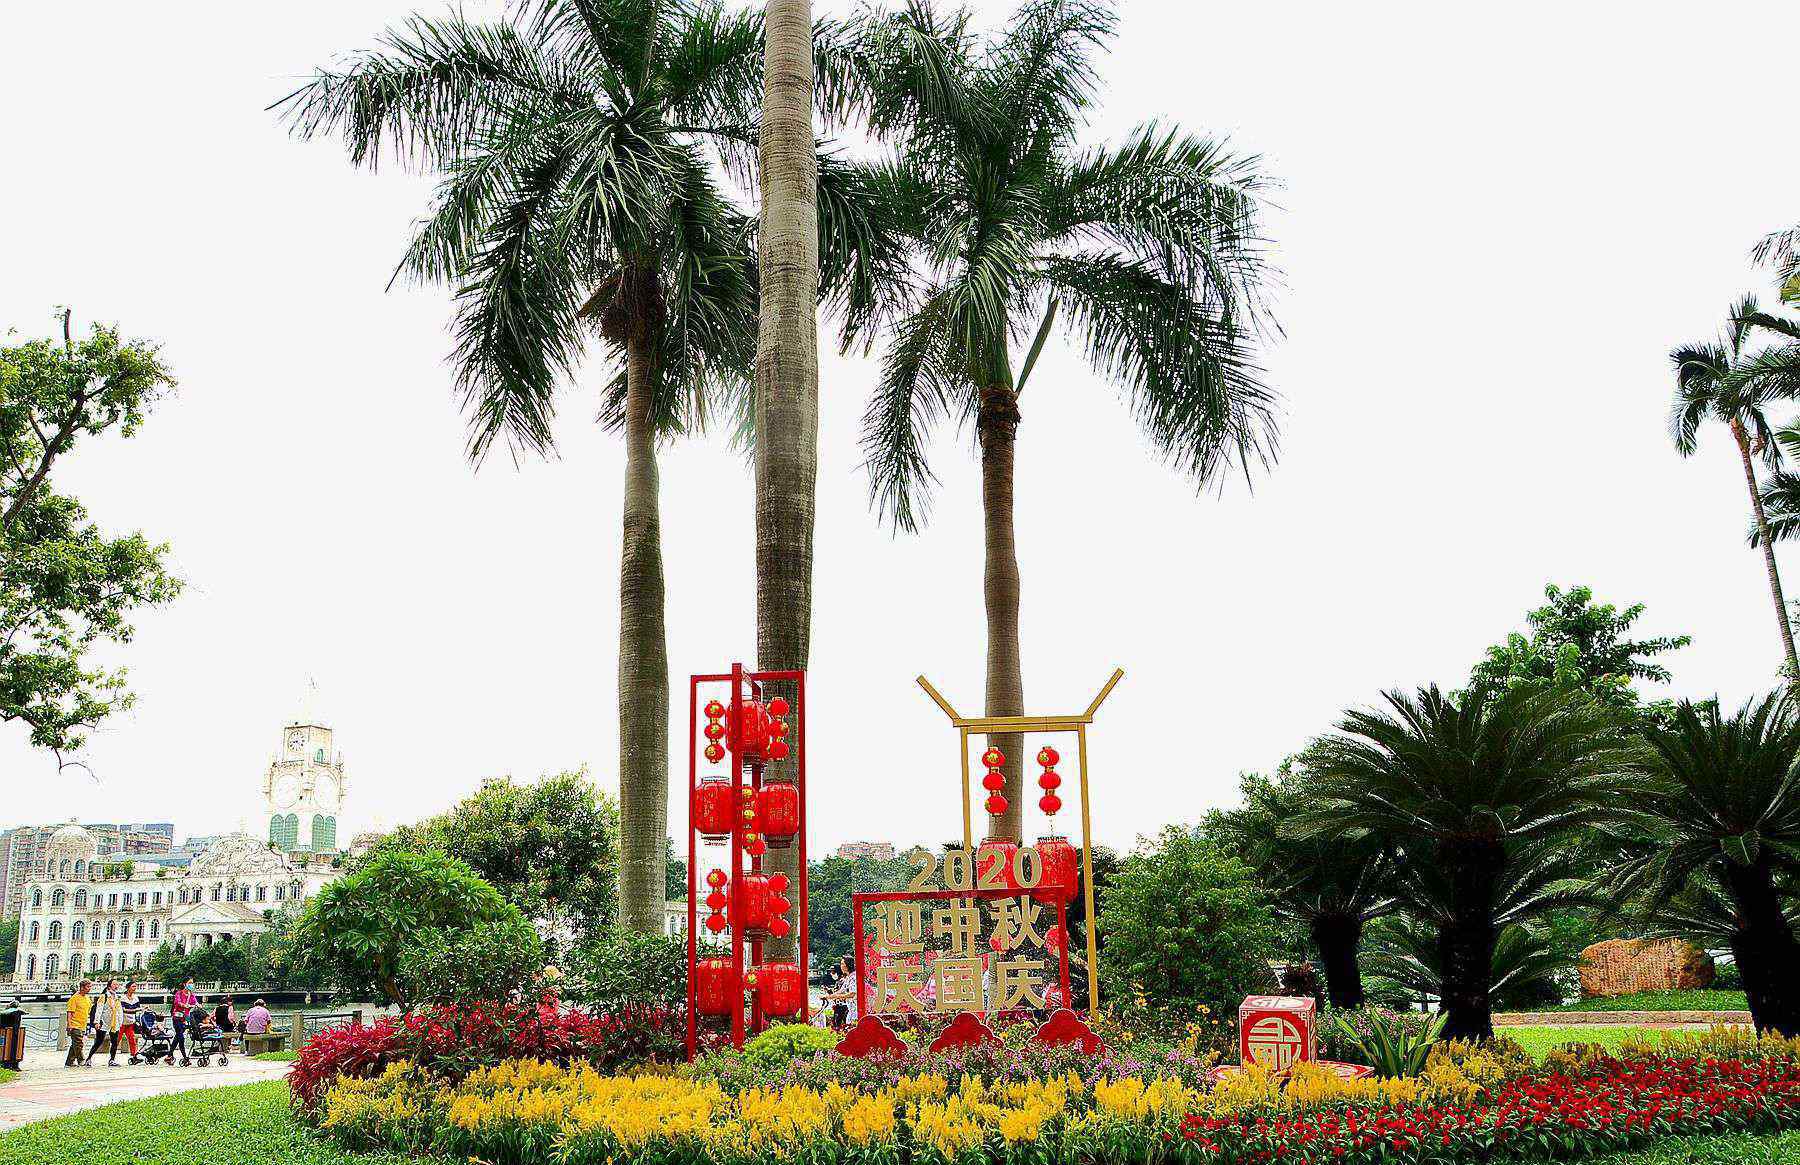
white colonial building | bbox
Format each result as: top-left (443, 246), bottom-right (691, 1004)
top-left (11, 719), bottom-right (349, 987)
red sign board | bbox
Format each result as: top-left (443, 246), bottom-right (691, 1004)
top-left (1238, 995), bottom-right (1316, 1070)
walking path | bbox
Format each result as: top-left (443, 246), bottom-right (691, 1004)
top-left (0, 1057), bottom-right (289, 1131)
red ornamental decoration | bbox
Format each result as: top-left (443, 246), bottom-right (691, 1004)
top-left (694, 780), bottom-right (735, 840)
top-left (757, 962), bottom-right (804, 1018)
top-left (1031, 1008), bottom-right (1104, 1055)
top-left (976, 837), bottom-right (1021, 890)
top-left (732, 872), bottom-right (774, 933)
top-left (1239, 995), bottom-right (1316, 1071)
top-left (696, 959), bottom-right (734, 1016)
top-left (758, 782), bottom-right (800, 845)
top-left (836, 1015), bottom-right (907, 1060)
top-left (1036, 745), bottom-right (1063, 819)
top-left (928, 1011), bottom-right (1001, 1053)
top-left (980, 746), bottom-right (1008, 818)
top-left (1032, 835), bottom-right (1079, 905)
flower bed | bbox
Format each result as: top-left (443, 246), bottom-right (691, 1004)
top-left (303, 1031), bottom-right (1800, 1165)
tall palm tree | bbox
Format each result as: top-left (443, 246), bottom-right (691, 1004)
top-left (846, 0), bottom-right (1280, 840)
top-left (1753, 225), bottom-right (1800, 304)
top-left (1610, 693), bottom-right (1800, 1035)
top-left (1212, 766), bottom-right (1396, 1008)
top-left (1297, 684), bottom-right (1638, 1040)
top-left (275, 0), bottom-right (765, 932)
top-left (1672, 297), bottom-right (1800, 678)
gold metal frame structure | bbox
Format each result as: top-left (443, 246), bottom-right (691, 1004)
top-left (915, 668), bottom-right (1124, 1018)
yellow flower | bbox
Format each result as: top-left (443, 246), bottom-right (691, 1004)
top-left (842, 1095), bottom-right (897, 1144)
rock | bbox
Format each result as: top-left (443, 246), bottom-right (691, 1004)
top-left (1578, 938), bottom-right (1714, 998)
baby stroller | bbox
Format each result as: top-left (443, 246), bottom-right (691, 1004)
top-left (131, 1011), bottom-right (177, 1066)
top-left (188, 1021), bottom-right (230, 1067)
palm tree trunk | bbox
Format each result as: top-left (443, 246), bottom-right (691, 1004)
top-left (1310, 914), bottom-right (1365, 1009)
top-left (978, 381), bottom-right (1025, 844)
top-left (1732, 419), bottom-right (1800, 679)
top-left (753, 0), bottom-right (819, 962)
top-left (1722, 856), bottom-right (1800, 1036)
top-left (618, 330), bottom-right (670, 934)
top-left (1437, 840), bottom-right (1501, 1040)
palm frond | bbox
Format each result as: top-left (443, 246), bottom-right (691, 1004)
top-left (858, 290), bottom-right (965, 532)
top-left (1754, 470), bottom-right (1800, 547)
top-left (980, 0), bottom-right (1113, 147)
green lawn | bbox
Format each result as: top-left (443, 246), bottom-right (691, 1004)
top-left (0, 1081), bottom-right (451, 1165)
top-left (251, 1050), bottom-right (298, 1062)
top-left (0, 1067), bottom-right (16, 1084)
top-left (1519, 1130), bottom-right (1800, 1163)
top-left (1530, 989), bottom-right (1749, 1013)
top-left (1504, 1024), bottom-right (1660, 1061)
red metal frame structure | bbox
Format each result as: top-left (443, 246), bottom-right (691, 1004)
top-left (851, 887), bottom-right (1071, 1019)
top-left (685, 664), bottom-right (809, 1059)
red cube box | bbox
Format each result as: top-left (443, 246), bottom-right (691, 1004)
top-left (1238, 995), bottom-right (1316, 1070)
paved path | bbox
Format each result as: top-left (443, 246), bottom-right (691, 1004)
top-left (0, 1057), bottom-right (289, 1130)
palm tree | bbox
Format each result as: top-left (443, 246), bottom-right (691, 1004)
top-left (1212, 766), bottom-right (1395, 1008)
top-left (1671, 297), bottom-right (1800, 678)
top-left (1297, 684), bottom-right (1638, 1040)
top-left (1610, 693), bottom-right (1800, 1035)
top-left (1364, 917), bottom-right (1566, 1014)
top-left (275, 0), bottom-right (766, 932)
top-left (1753, 225), bottom-right (1800, 304)
top-left (845, 0), bottom-right (1279, 839)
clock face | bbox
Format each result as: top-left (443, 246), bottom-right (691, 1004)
top-left (287, 731), bottom-right (306, 752)
top-left (272, 775), bottom-right (301, 809)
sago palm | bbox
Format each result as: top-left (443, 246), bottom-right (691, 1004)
top-left (274, 0), bottom-right (884, 931)
top-left (844, 0), bottom-right (1280, 839)
top-left (1671, 297), bottom-right (1800, 678)
top-left (1296, 684), bottom-right (1638, 1040)
top-left (1609, 692), bottom-right (1800, 1035)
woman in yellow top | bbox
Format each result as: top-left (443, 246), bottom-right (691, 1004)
top-left (64, 979), bottom-right (94, 1066)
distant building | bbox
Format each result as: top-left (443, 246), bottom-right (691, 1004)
top-left (2, 822), bottom-right (175, 920)
top-left (835, 841), bottom-right (897, 861)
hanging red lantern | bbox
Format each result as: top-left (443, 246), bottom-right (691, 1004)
top-left (1039, 792), bottom-right (1063, 816)
top-left (704, 912), bottom-right (728, 934)
top-left (768, 915), bottom-right (791, 938)
top-left (1037, 770), bottom-right (1062, 791)
top-left (745, 833), bottom-right (767, 857)
top-left (732, 700), bottom-right (771, 758)
top-left (985, 793), bottom-right (1008, 817)
top-left (1037, 745), bottom-right (1059, 768)
top-left (767, 739), bottom-right (790, 761)
top-left (768, 873), bottom-right (790, 894)
top-left (981, 771), bottom-right (1005, 792)
top-left (707, 868), bottom-right (728, 889)
top-left (982, 747), bottom-right (1005, 768)
top-left (704, 742), bottom-right (725, 764)
top-left (757, 962), bottom-right (804, 1018)
top-left (696, 958), bottom-right (734, 1015)
top-left (733, 871), bottom-right (773, 933)
top-left (976, 837), bottom-right (1021, 890)
top-left (759, 782), bottom-right (800, 845)
top-left (1033, 835), bottom-right (1079, 905)
top-left (768, 697), bottom-right (789, 718)
top-left (694, 779), bottom-right (735, 840)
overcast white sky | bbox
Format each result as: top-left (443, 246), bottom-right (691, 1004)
top-left (3, 1), bottom-right (1798, 855)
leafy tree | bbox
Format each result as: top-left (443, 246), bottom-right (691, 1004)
top-left (277, 1), bottom-right (893, 934)
top-left (1609, 692), bottom-right (1800, 1035)
top-left (1209, 764), bottom-right (1395, 1008)
top-left (1468, 584), bottom-right (1689, 718)
top-left (1363, 916), bottom-right (1565, 1013)
top-left (0, 313), bottom-right (182, 767)
top-left (0, 917), bottom-right (16, 975)
top-left (563, 927), bottom-right (690, 1010)
top-left (804, 853), bottom-right (915, 970)
top-left (1671, 299), bottom-right (1800, 677)
top-left (395, 912), bottom-right (545, 1007)
top-left (1299, 684), bottom-right (1637, 1040)
top-left (1753, 225), bottom-right (1800, 304)
top-left (296, 849), bottom-right (531, 1009)
top-left (846, 0), bottom-right (1280, 841)
top-left (1099, 827), bottom-right (1282, 1034)
top-left (369, 771), bottom-right (618, 948)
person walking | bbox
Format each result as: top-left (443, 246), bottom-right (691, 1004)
top-left (0, 996), bottom-right (25, 1071)
top-left (168, 978), bottom-right (198, 1066)
top-left (63, 979), bottom-right (93, 1067)
top-left (120, 982), bottom-right (143, 1063)
top-left (86, 980), bottom-right (123, 1066)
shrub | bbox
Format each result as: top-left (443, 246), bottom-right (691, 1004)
top-left (741, 1023), bottom-right (840, 1072)
top-left (1330, 1007), bottom-right (1446, 1077)
top-left (563, 928), bottom-right (689, 1010)
top-left (395, 913), bottom-right (545, 1007)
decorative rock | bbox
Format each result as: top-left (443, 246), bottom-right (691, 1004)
top-left (1578, 938), bottom-right (1714, 998)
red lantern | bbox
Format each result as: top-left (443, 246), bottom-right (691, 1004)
top-left (767, 697), bottom-right (789, 718)
top-left (1037, 770), bottom-right (1062, 790)
top-left (982, 747), bottom-right (1005, 768)
top-left (1037, 745), bottom-right (1059, 767)
top-left (696, 958), bottom-right (734, 1016)
top-left (985, 793), bottom-right (1008, 817)
top-left (746, 834), bottom-right (767, 857)
top-left (769, 916), bottom-right (791, 938)
top-left (732, 701), bottom-right (771, 758)
top-left (757, 961), bottom-right (804, 1018)
top-left (1039, 793), bottom-right (1063, 816)
top-left (705, 890), bottom-right (728, 911)
top-left (733, 871), bottom-right (773, 933)
top-left (704, 699), bottom-right (726, 720)
top-left (759, 782), bottom-right (800, 845)
top-left (705, 912), bottom-right (727, 933)
top-left (704, 742), bottom-right (725, 764)
top-left (768, 873), bottom-right (790, 894)
top-left (695, 779), bottom-right (735, 840)
top-left (1033, 835), bottom-right (1079, 905)
top-left (707, 869), bottom-right (728, 889)
top-left (982, 771), bottom-right (1005, 792)
top-left (976, 837), bottom-right (1021, 890)
top-left (768, 739), bottom-right (790, 761)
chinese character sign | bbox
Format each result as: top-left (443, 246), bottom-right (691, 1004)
top-left (1238, 995), bottom-right (1316, 1070)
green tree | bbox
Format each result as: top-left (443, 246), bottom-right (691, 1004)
top-left (1299, 684), bottom-right (1637, 1040)
top-left (1753, 225), bottom-right (1800, 304)
top-left (1099, 827), bottom-right (1281, 1033)
top-left (1671, 299), bottom-right (1800, 677)
top-left (0, 312), bottom-right (183, 766)
top-left (395, 913), bottom-right (545, 1007)
top-left (804, 853), bottom-right (915, 970)
top-left (0, 917), bottom-right (17, 975)
top-left (847, 0), bottom-right (1280, 841)
top-left (1209, 764), bottom-right (1396, 1008)
top-left (1469, 583), bottom-right (1689, 717)
top-left (1609, 692), bottom-right (1800, 1035)
top-left (296, 849), bottom-right (531, 1009)
top-left (370, 771), bottom-right (618, 948)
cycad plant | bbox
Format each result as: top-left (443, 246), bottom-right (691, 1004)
top-left (843, 0), bottom-right (1280, 839)
top-left (1610, 693), bottom-right (1800, 1035)
top-left (1213, 766), bottom-right (1396, 1008)
top-left (1671, 297), bottom-right (1800, 678)
top-left (275, 0), bottom-right (813, 931)
top-left (1297, 684), bottom-right (1638, 1039)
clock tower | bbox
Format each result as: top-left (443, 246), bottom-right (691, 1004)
top-left (264, 721), bottom-right (347, 853)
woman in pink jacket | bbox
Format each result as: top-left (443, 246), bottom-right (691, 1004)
top-left (168, 979), bottom-right (198, 1066)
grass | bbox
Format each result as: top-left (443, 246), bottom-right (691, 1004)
top-left (251, 1050), bottom-right (298, 1062)
top-left (0, 1080), bottom-right (452, 1165)
top-left (1504, 1025), bottom-right (1661, 1061)
top-left (1529, 989), bottom-right (1749, 1013)
top-left (1519, 1129), bottom-right (1800, 1163)
top-left (0, 1067), bottom-right (16, 1084)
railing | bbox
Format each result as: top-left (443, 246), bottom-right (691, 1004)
top-left (289, 1009), bottom-right (365, 1051)
top-left (20, 1014), bottom-right (62, 1050)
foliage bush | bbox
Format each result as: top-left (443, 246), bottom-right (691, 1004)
top-left (740, 1023), bottom-right (841, 1073)
top-left (1330, 1007), bottom-right (1446, 1077)
top-left (563, 928), bottom-right (690, 1010)
top-left (394, 912), bottom-right (544, 1008)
